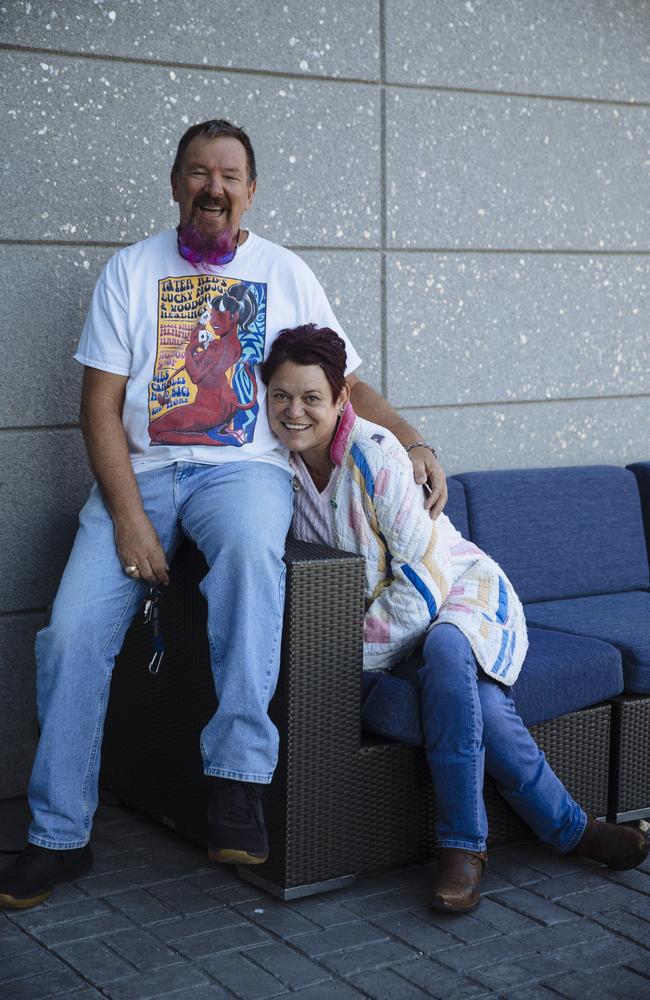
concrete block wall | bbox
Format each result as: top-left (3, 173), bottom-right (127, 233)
top-left (0, 1), bottom-right (648, 798)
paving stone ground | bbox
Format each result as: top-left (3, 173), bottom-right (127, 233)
top-left (2, 798), bottom-right (650, 999)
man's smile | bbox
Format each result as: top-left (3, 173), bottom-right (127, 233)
top-left (196, 203), bottom-right (226, 218)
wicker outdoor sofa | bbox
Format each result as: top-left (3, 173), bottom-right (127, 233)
top-left (100, 461), bottom-right (650, 900)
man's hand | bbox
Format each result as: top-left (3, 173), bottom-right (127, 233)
top-left (347, 376), bottom-right (448, 519)
top-left (80, 367), bottom-right (170, 583)
top-left (114, 511), bottom-right (170, 586)
top-left (408, 446), bottom-right (448, 520)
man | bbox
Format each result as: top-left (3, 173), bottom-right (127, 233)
top-left (0, 119), bottom-right (446, 910)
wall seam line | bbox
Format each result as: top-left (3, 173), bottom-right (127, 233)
top-left (399, 392), bottom-right (650, 412)
top-left (3, 42), bottom-right (649, 109)
top-left (379, 0), bottom-right (388, 397)
top-left (2, 240), bottom-right (650, 257)
top-left (3, 389), bottom-right (650, 436)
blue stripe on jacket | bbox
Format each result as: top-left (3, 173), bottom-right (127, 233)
top-left (496, 575), bottom-right (509, 624)
top-left (499, 630), bottom-right (517, 678)
top-left (492, 629), bottom-right (510, 675)
top-left (350, 443), bottom-right (375, 499)
top-left (402, 564), bottom-right (438, 620)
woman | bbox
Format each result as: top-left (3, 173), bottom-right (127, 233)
top-left (261, 324), bottom-right (648, 914)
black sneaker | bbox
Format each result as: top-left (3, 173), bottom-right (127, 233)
top-left (0, 844), bottom-right (93, 909)
top-left (207, 779), bottom-right (269, 865)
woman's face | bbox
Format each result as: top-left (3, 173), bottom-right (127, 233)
top-left (267, 361), bottom-right (348, 462)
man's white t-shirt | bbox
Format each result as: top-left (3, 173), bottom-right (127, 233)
top-left (75, 229), bottom-right (361, 475)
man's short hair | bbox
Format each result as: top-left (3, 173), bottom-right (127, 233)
top-left (171, 119), bottom-right (257, 184)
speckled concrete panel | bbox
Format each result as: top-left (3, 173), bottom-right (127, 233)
top-left (298, 250), bottom-right (382, 391)
top-left (386, 253), bottom-right (650, 407)
top-left (401, 396), bottom-right (650, 474)
top-left (0, 246), bottom-right (115, 428)
top-left (385, 0), bottom-right (650, 103)
top-left (0, 430), bottom-right (93, 612)
top-left (386, 89), bottom-right (650, 250)
top-left (0, 0), bottom-right (379, 81)
top-left (2, 52), bottom-right (380, 246)
top-left (2, 247), bottom-right (380, 425)
top-left (0, 613), bottom-right (42, 799)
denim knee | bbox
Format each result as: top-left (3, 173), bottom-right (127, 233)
top-left (419, 623), bottom-right (477, 699)
top-left (415, 624), bottom-right (484, 758)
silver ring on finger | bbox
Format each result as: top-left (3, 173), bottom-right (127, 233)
top-left (125, 564), bottom-right (138, 575)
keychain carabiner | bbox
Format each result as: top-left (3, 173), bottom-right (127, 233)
top-left (144, 586), bottom-right (165, 674)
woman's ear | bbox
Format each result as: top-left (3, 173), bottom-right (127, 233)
top-left (338, 382), bottom-right (351, 413)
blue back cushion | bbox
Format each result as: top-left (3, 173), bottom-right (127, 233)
top-left (628, 462), bottom-right (650, 561)
top-left (456, 466), bottom-right (649, 603)
top-left (444, 476), bottom-right (469, 538)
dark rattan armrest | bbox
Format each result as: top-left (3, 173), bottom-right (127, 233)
top-left (259, 536), bottom-right (366, 890)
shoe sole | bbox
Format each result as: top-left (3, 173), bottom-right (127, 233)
top-left (0, 855), bottom-right (93, 910)
top-left (0, 889), bottom-right (53, 909)
top-left (606, 833), bottom-right (650, 871)
top-left (430, 895), bottom-right (481, 914)
top-left (208, 848), bottom-right (268, 865)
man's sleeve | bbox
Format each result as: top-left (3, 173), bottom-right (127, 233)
top-left (74, 255), bottom-right (132, 376)
top-left (305, 270), bottom-right (362, 376)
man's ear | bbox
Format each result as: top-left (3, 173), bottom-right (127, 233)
top-left (171, 170), bottom-right (179, 203)
top-left (246, 178), bottom-right (257, 208)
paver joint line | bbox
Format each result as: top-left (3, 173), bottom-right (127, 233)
top-left (4, 801), bottom-right (650, 1000)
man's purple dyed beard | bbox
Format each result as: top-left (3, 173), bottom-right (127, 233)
top-left (177, 217), bottom-right (239, 266)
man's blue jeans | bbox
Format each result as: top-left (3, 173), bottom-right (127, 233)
top-left (29, 461), bottom-right (294, 850)
top-left (394, 624), bottom-right (587, 853)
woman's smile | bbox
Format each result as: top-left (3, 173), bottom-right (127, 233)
top-left (267, 361), bottom-right (348, 468)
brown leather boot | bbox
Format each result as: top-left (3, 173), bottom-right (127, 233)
top-left (431, 848), bottom-right (487, 913)
top-left (570, 815), bottom-right (649, 871)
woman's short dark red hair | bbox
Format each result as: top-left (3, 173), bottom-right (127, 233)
top-left (261, 324), bottom-right (348, 401)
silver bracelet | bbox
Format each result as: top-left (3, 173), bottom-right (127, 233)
top-left (405, 441), bottom-right (438, 459)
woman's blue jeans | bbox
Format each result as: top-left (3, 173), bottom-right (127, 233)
top-left (28, 461), bottom-right (294, 850)
top-left (393, 624), bottom-right (587, 853)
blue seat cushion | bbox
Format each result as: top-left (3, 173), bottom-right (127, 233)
top-left (360, 627), bottom-right (623, 745)
top-left (361, 671), bottom-right (423, 747)
top-left (455, 466), bottom-right (649, 603)
top-left (510, 628), bottom-right (623, 726)
top-left (525, 591), bottom-right (650, 694)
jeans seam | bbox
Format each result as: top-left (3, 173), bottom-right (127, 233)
top-left (204, 766), bottom-right (273, 784)
top-left (420, 631), bottom-right (486, 845)
top-left (85, 583), bottom-right (142, 835)
top-left (80, 673), bottom-right (111, 836)
top-left (463, 647), bottom-right (483, 839)
top-left (437, 838), bottom-right (487, 851)
top-left (102, 581), bottom-right (142, 662)
top-left (563, 806), bottom-right (588, 853)
top-left (260, 563), bottom-right (286, 701)
top-left (29, 836), bottom-right (89, 850)
top-left (205, 622), bottom-right (224, 677)
top-left (199, 562), bottom-right (225, 669)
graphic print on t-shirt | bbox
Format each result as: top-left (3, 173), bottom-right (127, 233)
top-left (148, 275), bottom-right (266, 447)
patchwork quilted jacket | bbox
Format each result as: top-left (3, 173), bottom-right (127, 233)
top-left (313, 405), bottom-right (528, 682)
